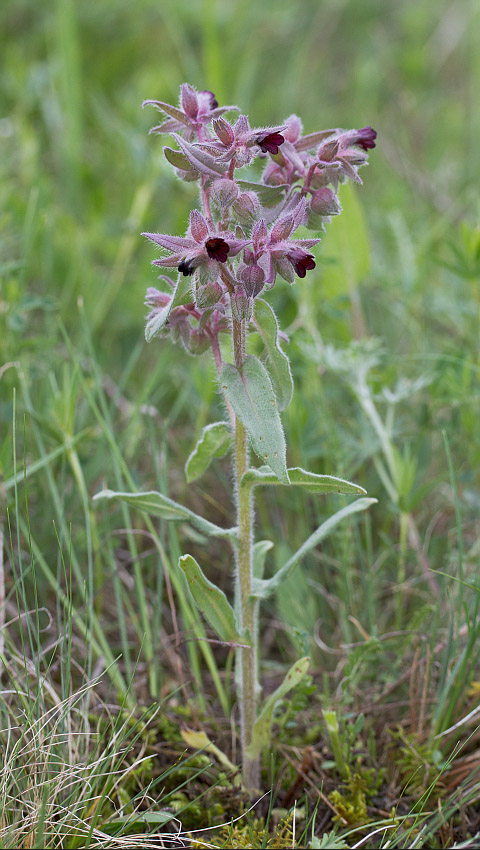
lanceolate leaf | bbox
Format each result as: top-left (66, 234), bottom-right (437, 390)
top-left (220, 355), bottom-right (288, 484)
top-left (254, 299), bottom-right (293, 411)
top-left (185, 421), bottom-right (232, 483)
top-left (163, 146), bottom-right (193, 171)
top-left (253, 540), bottom-right (274, 579)
top-left (145, 274), bottom-right (192, 342)
top-left (241, 466), bottom-right (366, 495)
top-left (143, 99), bottom-right (190, 125)
top-left (236, 180), bottom-right (289, 207)
top-left (247, 657), bottom-right (310, 758)
top-left (179, 555), bottom-right (245, 644)
top-left (251, 497), bottom-right (376, 599)
top-left (93, 489), bottom-right (237, 541)
top-left (173, 134), bottom-right (229, 178)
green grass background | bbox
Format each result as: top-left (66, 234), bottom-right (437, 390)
top-left (1, 0), bottom-right (480, 846)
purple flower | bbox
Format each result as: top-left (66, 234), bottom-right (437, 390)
top-left (143, 83), bottom-right (237, 141)
top-left (249, 198), bottom-right (320, 284)
top-left (257, 132), bottom-right (285, 155)
top-left (205, 237), bottom-right (230, 263)
top-left (339, 126), bottom-right (377, 151)
top-left (286, 248), bottom-right (316, 278)
top-left (205, 115), bottom-right (286, 167)
top-left (142, 209), bottom-right (249, 279)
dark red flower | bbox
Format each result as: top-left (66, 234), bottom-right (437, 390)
top-left (205, 237), bottom-right (230, 263)
top-left (200, 89), bottom-right (219, 109)
top-left (257, 132), bottom-right (285, 155)
top-left (288, 250), bottom-right (316, 278)
top-left (352, 127), bottom-right (377, 151)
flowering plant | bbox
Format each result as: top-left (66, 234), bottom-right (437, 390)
top-left (95, 84), bottom-right (377, 789)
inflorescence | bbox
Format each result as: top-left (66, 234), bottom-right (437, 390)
top-left (142, 83), bottom-right (376, 354)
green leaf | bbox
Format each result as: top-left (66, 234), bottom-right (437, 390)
top-left (251, 497), bottom-right (376, 599)
top-left (93, 489), bottom-right (237, 541)
top-left (221, 355), bottom-right (288, 484)
top-left (174, 134), bottom-right (229, 178)
top-left (163, 146), bottom-right (191, 170)
top-left (179, 555), bottom-right (245, 644)
top-left (236, 180), bottom-right (288, 206)
top-left (320, 183), bottom-right (370, 296)
top-left (185, 421), bottom-right (232, 482)
top-left (144, 274), bottom-right (192, 342)
top-left (253, 540), bottom-right (274, 579)
top-left (254, 299), bottom-right (293, 411)
top-left (242, 466), bottom-right (367, 495)
top-left (145, 99), bottom-right (190, 125)
top-left (247, 657), bottom-right (310, 758)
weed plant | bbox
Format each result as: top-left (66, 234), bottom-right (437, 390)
top-left (1, 0), bottom-right (480, 847)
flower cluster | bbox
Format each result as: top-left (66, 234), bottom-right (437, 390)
top-left (142, 84), bottom-right (376, 355)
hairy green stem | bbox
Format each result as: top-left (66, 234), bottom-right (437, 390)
top-left (232, 316), bottom-right (259, 788)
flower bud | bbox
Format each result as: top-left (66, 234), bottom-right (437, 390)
top-left (318, 139), bottom-right (339, 162)
top-left (232, 191), bottom-right (260, 226)
top-left (283, 114), bottom-right (303, 143)
top-left (239, 263), bottom-right (265, 298)
top-left (231, 287), bottom-right (253, 322)
top-left (213, 117), bottom-right (235, 146)
top-left (190, 209), bottom-right (209, 242)
top-left (262, 161), bottom-right (286, 185)
top-left (310, 187), bottom-right (342, 216)
top-left (180, 83), bottom-right (198, 120)
top-left (196, 280), bottom-right (224, 309)
top-left (210, 178), bottom-right (239, 210)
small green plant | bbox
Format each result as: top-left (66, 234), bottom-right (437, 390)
top-left (94, 84), bottom-right (376, 788)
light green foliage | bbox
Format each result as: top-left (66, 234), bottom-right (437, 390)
top-left (247, 657), bottom-right (310, 758)
top-left (3, 0), bottom-right (480, 841)
top-left (254, 299), bottom-right (293, 411)
top-left (319, 183), bottom-right (370, 296)
top-left (253, 540), bottom-right (274, 578)
top-left (329, 774), bottom-right (369, 827)
top-left (93, 488), bottom-right (237, 540)
top-left (185, 421), bottom-right (232, 482)
top-left (221, 355), bottom-right (289, 483)
top-left (179, 554), bottom-right (245, 644)
top-left (241, 465), bottom-right (367, 495)
top-left (309, 833), bottom-right (349, 849)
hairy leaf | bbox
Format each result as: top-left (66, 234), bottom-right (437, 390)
top-left (174, 134), bottom-right (229, 178)
top-left (242, 466), bottom-right (366, 495)
top-left (93, 489), bottom-right (237, 541)
top-left (221, 355), bottom-right (288, 484)
top-left (185, 421), bottom-right (232, 482)
top-left (247, 657), bottom-right (310, 757)
top-left (179, 555), bottom-right (245, 644)
top-left (254, 299), bottom-right (293, 411)
top-left (163, 146), bottom-right (193, 170)
top-left (253, 540), bottom-right (274, 579)
top-left (143, 99), bottom-right (190, 125)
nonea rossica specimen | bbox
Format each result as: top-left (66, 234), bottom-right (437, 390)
top-left (95, 84), bottom-right (376, 789)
